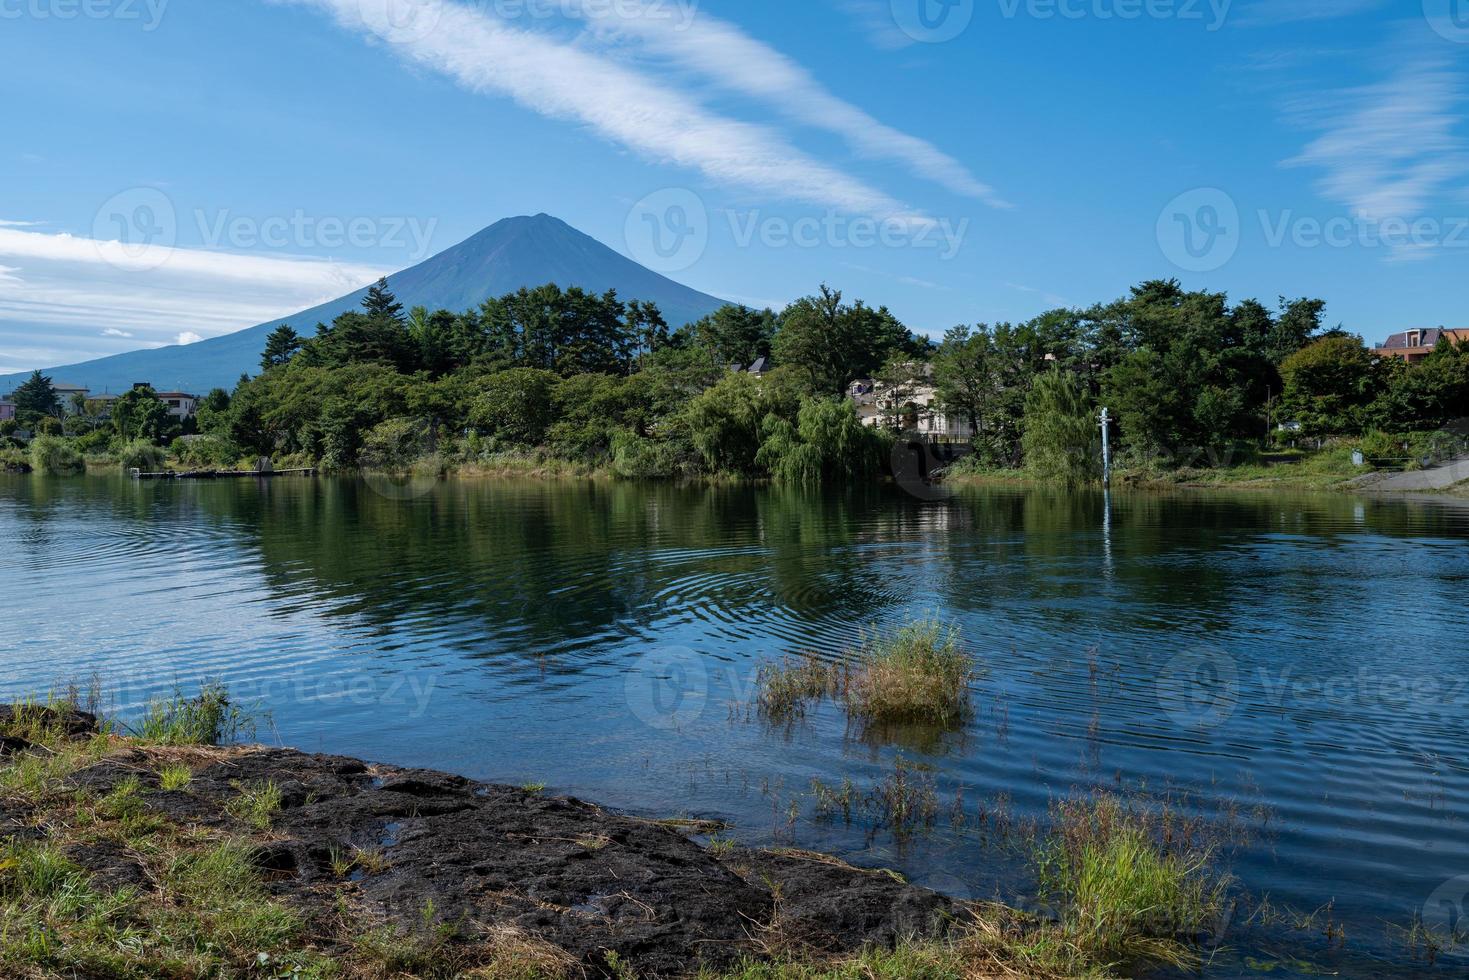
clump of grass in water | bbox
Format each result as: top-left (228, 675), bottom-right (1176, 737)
top-left (756, 653), bottom-right (846, 723)
top-left (847, 618), bottom-right (972, 729)
top-left (754, 617), bottom-right (974, 733)
top-left (1033, 792), bottom-right (1233, 969)
top-left (131, 682), bottom-right (255, 747)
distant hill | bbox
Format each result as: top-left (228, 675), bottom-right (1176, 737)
top-left (1, 214), bottom-right (729, 395)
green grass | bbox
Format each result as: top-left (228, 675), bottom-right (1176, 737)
top-left (756, 653), bottom-right (844, 722)
top-left (1034, 793), bottom-right (1232, 969)
top-left (224, 780), bottom-right (282, 831)
top-left (130, 682), bottom-right (255, 746)
top-left (846, 619), bottom-right (972, 729)
top-left (158, 763), bottom-right (193, 792)
top-left (755, 618), bottom-right (973, 733)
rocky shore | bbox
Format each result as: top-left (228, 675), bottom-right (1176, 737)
top-left (0, 706), bottom-right (956, 978)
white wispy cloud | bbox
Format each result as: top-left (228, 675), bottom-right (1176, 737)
top-left (0, 225), bottom-right (388, 369)
top-left (281, 0), bottom-right (937, 223)
top-left (579, 8), bottom-right (1004, 206)
top-left (176, 331), bottom-right (204, 345)
top-left (1235, 0), bottom-right (1387, 25)
top-left (835, 0), bottom-right (915, 50)
top-left (1284, 59), bottom-right (1468, 226)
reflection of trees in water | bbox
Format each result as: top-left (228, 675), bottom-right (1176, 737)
top-left (10, 475), bottom-right (1466, 670)
top-left (928, 485), bottom-right (1469, 650)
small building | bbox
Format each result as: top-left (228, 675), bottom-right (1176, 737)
top-left (86, 393), bottom-right (122, 417)
top-left (848, 370), bottom-right (975, 440)
top-left (0, 396), bottom-right (14, 423)
top-left (746, 356), bottom-right (770, 378)
top-left (153, 391), bottom-right (200, 419)
top-left (52, 383), bottom-right (91, 415)
top-left (1375, 328), bottom-right (1469, 364)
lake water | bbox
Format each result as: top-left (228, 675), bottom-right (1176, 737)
top-left (3, 474), bottom-right (1469, 976)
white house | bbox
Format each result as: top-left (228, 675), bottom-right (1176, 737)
top-left (848, 367), bottom-right (974, 439)
top-left (153, 391), bottom-right (200, 420)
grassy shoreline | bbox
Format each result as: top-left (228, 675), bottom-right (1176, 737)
top-left (1, 688), bottom-right (1253, 980)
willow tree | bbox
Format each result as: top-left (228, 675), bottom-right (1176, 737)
top-left (1021, 368), bottom-right (1099, 488)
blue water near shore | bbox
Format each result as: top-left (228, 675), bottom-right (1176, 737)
top-left (3, 474), bottom-right (1468, 976)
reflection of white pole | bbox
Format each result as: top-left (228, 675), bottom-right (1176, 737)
top-left (1099, 407), bottom-right (1111, 488)
top-left (1102, 487), bottom-right (1114, 579)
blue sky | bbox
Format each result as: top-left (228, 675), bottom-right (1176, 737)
top-left (1, 0), bottom-right (1466, 373)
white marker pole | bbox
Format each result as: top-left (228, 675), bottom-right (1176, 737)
top-left (1099, 407), bottom-right (1111, 489)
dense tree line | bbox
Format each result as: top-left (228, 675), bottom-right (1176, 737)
top-left (8, 276), bottom-right (1465, 487)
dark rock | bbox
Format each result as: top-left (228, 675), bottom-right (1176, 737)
top-left (0, 735), bottom-right (31, 757)
top-left (0, 704), bottom-right (98, 740)
top-left (4, 745), bottom-right (956, 977)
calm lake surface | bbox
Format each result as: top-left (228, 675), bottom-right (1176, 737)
top-left (4, 474), bottom-right (1469, 976)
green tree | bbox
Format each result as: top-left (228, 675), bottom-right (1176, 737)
top-left (112, 386), bottom-right (174, 443)
top-left (756, 396), bottom-right (885, 485)
top-left (261, 324), bottom-right (303, 372)
top-left (11, 371), bottom-right (61, 425)
top-left (468, 368), bottom-right (560, 446)
top-left (362, 277), bottom-right (405, 321)
top-left (683, 372), bottom-right (791, 475)
top-left (773, 285), bottom-right (917, 396)
top-left (1022, 369), bottom-right (1099, 487)
top-left (1279, 335), bottom-right (1376, 435)
top-left (690, 304), bottom-right (777, 367)
top-left (932, 326), bottom-right (996, 437)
